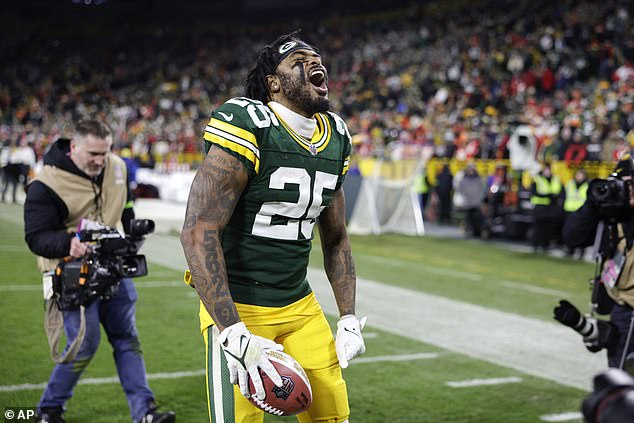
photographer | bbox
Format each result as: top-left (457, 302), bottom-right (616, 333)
top-left (562, 156), bottom-right (634, 370)
top-left (23, 120), bottom-right (174, 423)
top-left (582, 368), bottom-right (634, 423)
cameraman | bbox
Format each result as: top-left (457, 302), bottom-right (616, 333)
top-left (23, 120), bottom-right (174, 423)
top-left (583, 368), bottom-right (634, 423)
top-left (562, 156), bottom-right (634, 369)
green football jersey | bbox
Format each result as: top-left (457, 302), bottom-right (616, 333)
top-left (203, 97), bottom-right (352, 307)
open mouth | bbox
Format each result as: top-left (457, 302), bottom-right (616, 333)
top-left (309, 68), bottom-right (328, 95)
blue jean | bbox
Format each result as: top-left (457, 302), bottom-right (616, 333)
top-left (38, 278), bottom-right (154, 422)
top-left (608, 303), bottom-right (634, 368)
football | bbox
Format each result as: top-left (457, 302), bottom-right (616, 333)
top-left (248, 350), bottom-right (313, 416)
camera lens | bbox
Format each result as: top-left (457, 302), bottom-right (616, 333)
top-left (129, 219), bottom-right (155, 236)
top-left (589, 179), bottom-right (610, 202)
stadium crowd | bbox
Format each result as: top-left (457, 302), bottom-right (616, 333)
top-left (1, 0), bottom-right (633, 167)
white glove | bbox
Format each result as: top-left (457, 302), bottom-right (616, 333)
top-left (335, 315), bottom-right (367, 368)
top-left (217, 322), bottom-right (283, 400)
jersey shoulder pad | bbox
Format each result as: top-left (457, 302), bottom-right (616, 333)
top-left (210, 97), bottom-right (264, 131)
top-left (324, 111), bottom-right (352, 159)
top-left (322, 112), bottom-right (352, 178)
top-left (326, 111), bottom-right (352, 143)
top-left (203, 97), bottom-right (263, 174)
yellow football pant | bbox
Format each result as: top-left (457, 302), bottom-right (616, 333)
top-left (202, 292), bottom-right (350, 423)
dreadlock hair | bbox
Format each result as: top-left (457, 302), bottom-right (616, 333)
top-left (245, 30), bottom-right (310, 103)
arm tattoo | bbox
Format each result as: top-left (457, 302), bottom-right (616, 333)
top-left (180, 146), bottom-right (247, 330)
top-left (319, 189), bottom-right (357, 316)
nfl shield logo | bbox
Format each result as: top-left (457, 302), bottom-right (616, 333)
top-left (309, 144), bottom-right (317, 156)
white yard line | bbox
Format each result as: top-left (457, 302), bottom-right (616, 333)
top-left (351, 352), bottom-right (439, 364)
top-left (0, 285), bottom-right (42, 292)
top-left (322, 249), bottom-right (570, 297)
top-left (0, 281), bottom-right (183, 292)
top-left (501, 281), bottom-right (569, 297)
top-left (360, 254), bottom-right (483, 281)
top-left (0, 353), bottom-right (437, 392)
top-left (0, 246), bottom-right (29, 252)
top-left (540, 412), bottom-right (584, 422)
top-left (445, 376), bottom-right (522, 388)
top-left (346, 251), bottom-right (571, 297)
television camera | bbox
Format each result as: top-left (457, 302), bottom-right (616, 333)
top-left (587, 176), bottom-right (631, 220)
top-left (53, 219), bottom-right (155, 310)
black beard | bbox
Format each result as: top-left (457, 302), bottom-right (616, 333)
top-left (278, 72), bottom-right (330, 116)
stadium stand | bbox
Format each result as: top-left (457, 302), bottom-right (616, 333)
top-left (1, 0), bottom-right (633, 238)
top-left (1, 0), bottom-right (632, 167)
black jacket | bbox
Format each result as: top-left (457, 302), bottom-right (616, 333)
top-left (563, 200), bottom-right (634, 253)
top-left (24, 138), bottom-right (134, 259)
top-left (562, 202), bottom-right (601, 248)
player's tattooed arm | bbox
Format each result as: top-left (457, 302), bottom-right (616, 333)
top-left (181, 145), bottom-right (248, 331)
top-left (318, 189), bottom-right (357, 317)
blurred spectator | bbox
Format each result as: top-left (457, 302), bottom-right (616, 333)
top-left (435, 164), bottom-right (454, 224)
top-left (0, 0), bottom-right (633, 167)
top-left (119, 147), bottom-right (139, 196)
top-left (0, 140), bottom-right (11, 195)
top-left (485, 163), bottom-right (512, 217)
top-left (563, 168), bottom-right (589, 258)
top-left (414, 167), bottom-right (431, 218)
top-left (457, 163), bottom-right (485, 237)
top-left (564, 130), bottom-right (588, 167)
top-left (1, 138), bottom-right (35, 203)
top-left (2, 152), bottom-right (22, 203)
top-left (530, 163), bottom-right (563, 253)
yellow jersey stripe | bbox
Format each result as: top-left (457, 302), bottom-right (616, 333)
top-left (207, 118), bottom-right (258, 147)
top-left (203, 132), bottom-right (260, 173)
top-left (313, 114), bottom-right (331, 151)
top-left (343, 156), bottom-right (350, 175)
top-left (311, 113), bottom-right (326, 145)
top-left (272, 111), bottom-right (332, 154)
top-left (274, 113), bottom-right (303, 143)
top-left (204, 125), bottom-right (260, 159)
top-left (313, 114), bottom-right (327, 147)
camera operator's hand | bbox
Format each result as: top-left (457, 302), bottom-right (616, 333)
top-left (69, 235), bottom-right (89, 258)
top-left (217, 322), bottom-right (283, 400)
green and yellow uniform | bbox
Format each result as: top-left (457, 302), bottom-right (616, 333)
top-left (199, 97), bottom-right (352, 423)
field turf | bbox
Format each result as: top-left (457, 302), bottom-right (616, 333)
top-left (0, 202), bottom-right (594, 422)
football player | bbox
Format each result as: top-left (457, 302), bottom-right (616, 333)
top-left (181, 31), bottom-right (366, 423)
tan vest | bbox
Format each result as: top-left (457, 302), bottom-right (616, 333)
top-left (34, 154), bottom-right (128, 272)
top-left (605, 224), bottom-right (634, 307)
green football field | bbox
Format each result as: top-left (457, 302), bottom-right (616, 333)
top-left (0, 201), bottom-right (598, 422)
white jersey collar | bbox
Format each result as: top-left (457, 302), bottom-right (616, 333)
top-left (269, 101), bottom-right (316, 139)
